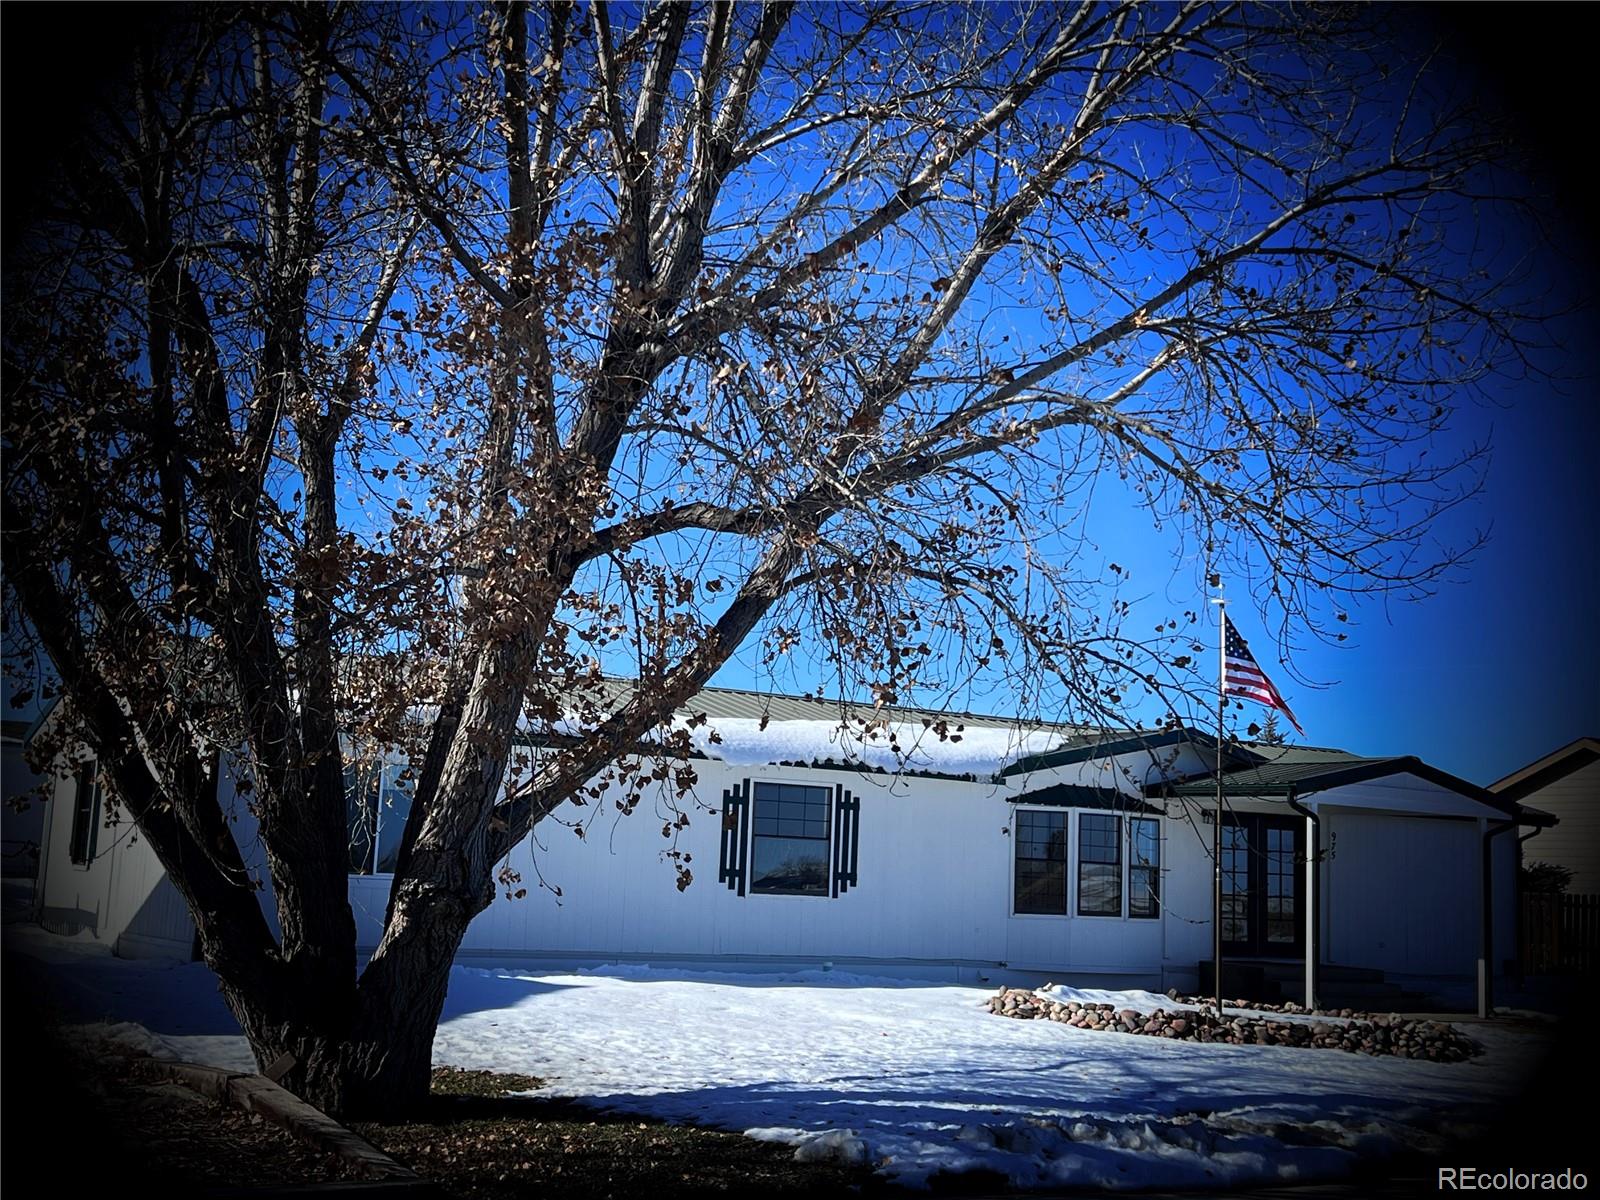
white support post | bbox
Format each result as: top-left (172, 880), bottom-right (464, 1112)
top-left (1304, 808), bottom-right (1317, 1011)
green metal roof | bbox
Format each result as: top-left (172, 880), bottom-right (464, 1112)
top-left (1001, 727), bottom-right (1229, 776)
top-left (1143, 743), bottom-right (1538, 821)
top-left (1150, 753), bottom-right (1397, 797)
top-left (1010, 782), bottom-right (1163, 814)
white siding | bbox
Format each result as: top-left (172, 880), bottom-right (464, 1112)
top-left (1322, 811), bottom-right (1479, 975)
top-left (33, 731), bottom-right (1524, 986)
top-left (36, 759), bottom-right (195, 959)
top-left (347, 755), bottom-right (1174, 986)
top-left (1158, 807), bottom-right (1223, 991)
top-left (460, 763), bottom-right (1016, 969)
top-left (33, 752), bottom-right (277, 961)
top-left (1494, 830), bottom-right (1517, 972)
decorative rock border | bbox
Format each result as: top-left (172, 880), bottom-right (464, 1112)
top-left (1161, 988), bottom-right (1380, 1020)
top-left (986, 987), bottom-right (1480, 1062)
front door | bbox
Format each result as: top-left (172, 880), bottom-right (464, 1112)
top-left (1220, 815), bottom-right (1304, 958)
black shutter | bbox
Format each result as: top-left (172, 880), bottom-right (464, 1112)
top-left (832, 785), bottom-right (860, 897)
top-left (718, 780), bottom-right (750, 895)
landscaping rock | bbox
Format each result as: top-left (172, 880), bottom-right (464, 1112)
top-left (983, 986), bottom-right (1480, 1061)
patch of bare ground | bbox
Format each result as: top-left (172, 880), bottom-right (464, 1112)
top-left (355, 1066), bottom-right (890, 1199)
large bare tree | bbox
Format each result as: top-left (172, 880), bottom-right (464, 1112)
top-left (2, 2), bottom-right (1528, 1113)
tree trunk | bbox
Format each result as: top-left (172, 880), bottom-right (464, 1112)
top-left (215, 925), bottom-right (464, 1118)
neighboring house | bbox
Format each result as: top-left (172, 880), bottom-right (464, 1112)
top-left (29, 684), bottom-right (1548, 1011)
top-left (32, 733), bottom-right (274, 959)
top-left (1490, 737), bottom-right (1600, 894)
top-left (2, 714), bottom-right (51, 879)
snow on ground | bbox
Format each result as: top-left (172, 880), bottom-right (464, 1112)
top-left (5, 924), bottom-right (1548, 1191)
top-left (431, 965), bottom-right (1539, 1189)
top-left (1034, 983), bottom-right (1366, 1027)
top-left (5, 922), bottom-right (258, 1071)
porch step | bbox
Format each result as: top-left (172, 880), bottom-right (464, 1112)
top-left (1199, 961), bottom-right (1442, 1012)
top-left (1254, 960), bottom-right (1385, 985)
top-left (1278, 981), bottom-right (1440, 1010)
top-left (1197, 961), bottom-right (1282, 1004)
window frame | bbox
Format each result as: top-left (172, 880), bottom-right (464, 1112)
top-left (68, 762), bottom-right (101, 868)
top-left (1008, 803), bottom-right (1163, 921)
top-left (748, 778), bottom-right (834, 898)
top-left (1075, 811), bottom-right (1123, 918)
top-left (1010, 807), bottom-right (1070, 917)
top-left (1127, 815), bottom-right (1161, 920)
top-left (345, 757), bottom-right (415, 879)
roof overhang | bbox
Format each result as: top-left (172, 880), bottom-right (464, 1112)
top-left (1489, 737), bottom-right (1600, 802)
top-left (1009, 782), bottom-right (1163, 814)
top-left (1001, 726), bottom-right (1249, 777)
top-left (1145, 754), bottom-right (1530, 823)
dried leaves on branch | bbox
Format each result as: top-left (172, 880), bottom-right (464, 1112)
top-left (1, 1), bottom-right (1533, 1112)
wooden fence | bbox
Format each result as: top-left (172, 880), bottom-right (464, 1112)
top-left (1520, 892), bottom-right (1600, 976)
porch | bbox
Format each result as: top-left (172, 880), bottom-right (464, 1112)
top-left (1198, 958), bottom-right (1453, 1012)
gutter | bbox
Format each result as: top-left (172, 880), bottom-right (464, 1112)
top-left (1479, 818), bottom-right (1519, 1019)
top-left (1286, 786), bottom-right (1320, 1010)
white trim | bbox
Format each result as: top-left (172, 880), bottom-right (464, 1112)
top-left (1007, 803), bottom-right (1165, 923)
top-left (1126, 812), bottom-right (1163, 922)
top-left (1008, 803), bottom-right (1071, 918)
top-left (1074, 811), bottom-right (1125, 921)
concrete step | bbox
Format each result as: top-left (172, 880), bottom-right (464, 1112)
top-left (1276, 980), bottom-right (1444, 1012)
top-left (1251, 960), bottom-right (1386, 984)
top-left (1201, 960), bottom-right (1443, 1011)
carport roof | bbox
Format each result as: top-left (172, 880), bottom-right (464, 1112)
top-left (1143, 743), bottom-right (1552, 824)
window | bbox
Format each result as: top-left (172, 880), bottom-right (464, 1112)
top-left (1264, 824), bottom-right (1297, 946)
top-left (1013, 809), bottom-right (1068, 914)
top-left (1221, 823), bottom-right (1249, 943)
top-left (750, 782), bottom-right (831, 895)
top-left (1076, 813), bottom-right (1121, 916)
top-left (345, 760), bottom-right (414, 876)
top-left (1012, 806), bottom-right (1162, 919)
top-left (69, 764), bottom-right (101, 866)
top-left (1128, 817), bottom-right (1160, 918)
top-left (718, 779), bottom-right (859, 897)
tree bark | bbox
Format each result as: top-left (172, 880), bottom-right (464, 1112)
top-left (221, 960), bottom-right (455, 1117)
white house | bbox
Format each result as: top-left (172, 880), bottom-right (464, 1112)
top-left (24, 684), bottom-right (1549, 1013)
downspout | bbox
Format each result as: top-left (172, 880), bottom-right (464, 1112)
top-left (1286, 787), bottom-right (1319, 1011)
top-left (1480, 818), bottom-right (1518, 1018)
top-left (1514, 821), bottom-right (1545, 988)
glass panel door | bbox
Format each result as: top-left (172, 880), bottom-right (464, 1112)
top-left (1263, 823), bottom-right (1300, 949)
top-left (1221, 815), bottom-right (1303, 957)
top-left (1220, 823), bottom-right (1252, 953)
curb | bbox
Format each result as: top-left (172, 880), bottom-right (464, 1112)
top-left (149, 1060), bottom-right (426, 1185)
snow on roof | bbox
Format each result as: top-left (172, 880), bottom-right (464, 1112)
top-left (674, 716), bottom-right (1069, 777)
top-left (416, 679), bottom-right (1093, 776)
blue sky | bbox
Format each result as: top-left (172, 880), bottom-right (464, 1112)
top-left (706, 321), bottom-right (1598, 788)
top-left (702, 6), bottom-right (1600, 787)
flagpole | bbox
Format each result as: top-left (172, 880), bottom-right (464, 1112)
top-left (1211, 593), bottom-right (1226, 1016)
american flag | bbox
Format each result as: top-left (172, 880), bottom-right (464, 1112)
top-left (1223, 614), bottom-right (1305, 735)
